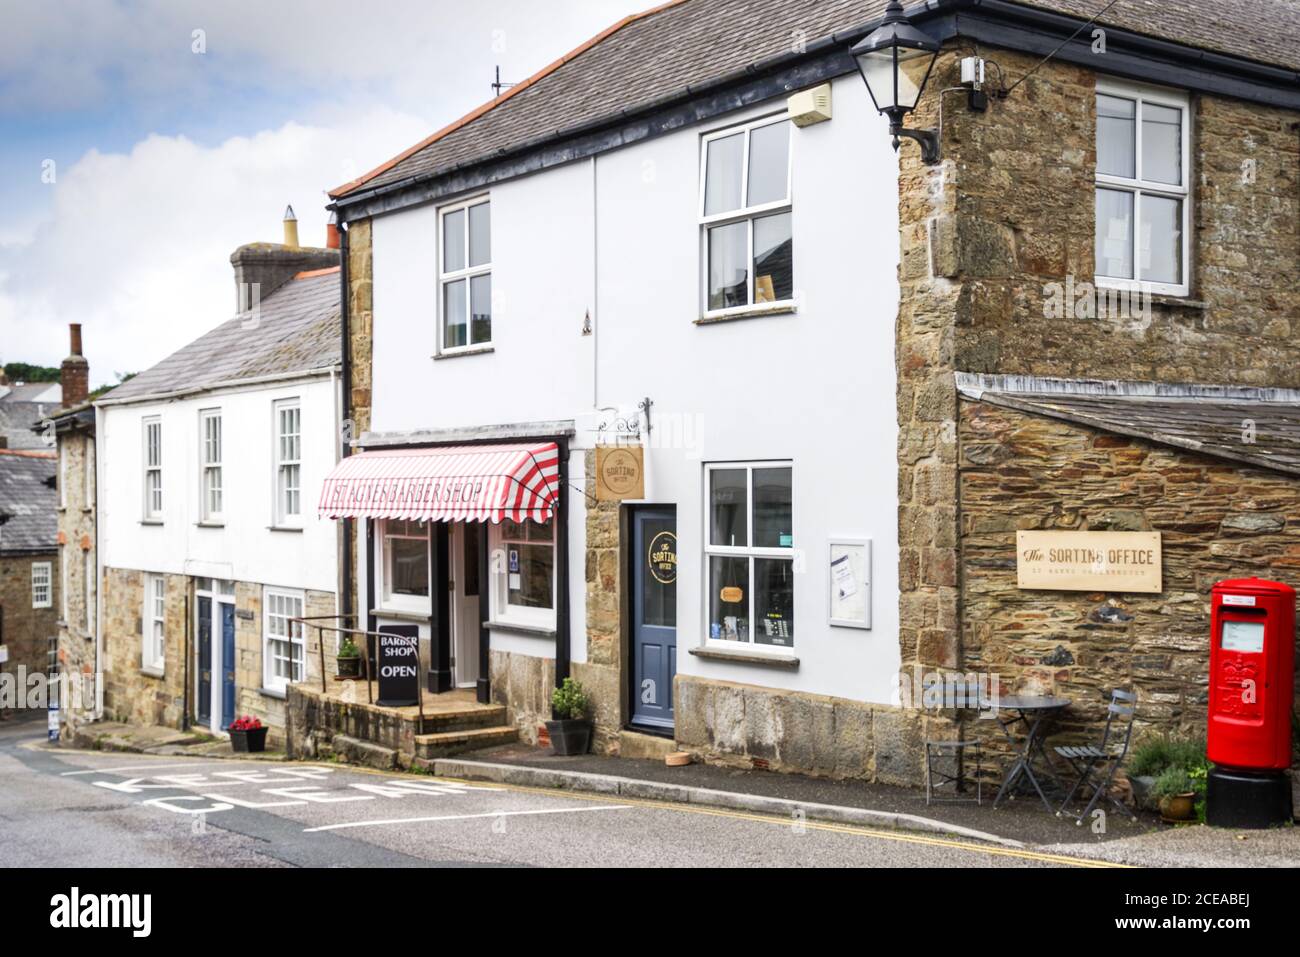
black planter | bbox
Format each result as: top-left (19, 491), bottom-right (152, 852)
top-left (229, 726), bottom-right (268, 753)
top-left (337, 656), bottom-right (362, 679)
top-left (545, 719), bottom-right (591, 756)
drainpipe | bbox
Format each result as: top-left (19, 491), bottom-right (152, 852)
top-left (337, 218), bottom-right (353, 627)
top-left (555, 437), bottom-right (570, 690)
top-left (93, 403), bottom-right (105, 721)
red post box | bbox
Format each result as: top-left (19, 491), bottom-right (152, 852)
top-left (1208, 578), bottom-right (1295, 770)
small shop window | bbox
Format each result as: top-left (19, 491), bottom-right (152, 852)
top-left (263, 588), bottom-right (305, 691)
top-left (143, 574), bottom-right (166, 673)
top-left (704, 463), bottom-right (794, 648)
top-left (490, 519), bottom-right (555, 628)
top-left (700, 115), bottom-right (794, 318)
top-left (381, 519), bottom-right (430, 607)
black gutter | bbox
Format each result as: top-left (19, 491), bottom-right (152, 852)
top-left (329, 0), bottom-right (1299, 223)
top-left (554, 436), bottom-right (570, 693)
top-left (338, 223), bottom-right (353, 626)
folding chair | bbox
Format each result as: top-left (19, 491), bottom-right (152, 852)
top-left (1054, 688), bottom-right (1138, 825)
top-left (924, 678), bottom-right (985, 806)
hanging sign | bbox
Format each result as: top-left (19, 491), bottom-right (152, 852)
top-left (1016, 530), bottom-right (1162, 593)
top-left (595, 445), bottom-right (645, 501)
top-left (375, 625), bottom-right (420, 707)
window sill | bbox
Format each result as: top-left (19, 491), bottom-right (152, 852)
top-left (695, 304), bottom-right (797, 326)
top-left (485, 619), bottom-right (556, 640)
top-left (370, 607), bottom-right (430, 624)
top-left (140, 667), bottom-right (165, 680)
top-left (689, 646), bottom-right (799, 669)
top-left (195, 521), bottom-right (225, 529)
top-left (433, 346), bottom-right (495, 361)
top-left (258, 686), bottom-right (287, 701)
top-left (139, 519), bottom-right (164, 527)
top-left (268, 525), bottom-right (304, 533)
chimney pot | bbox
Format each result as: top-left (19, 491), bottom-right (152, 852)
top-left (283, 205), bottom-right (299, 248)
top-left (70, 322), bottom-right (83, 357)
top-left (326, 211), bottom-right (340, 250)
top-left (60, 322), bottom-right (89, 408)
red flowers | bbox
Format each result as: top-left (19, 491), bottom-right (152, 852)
top-left (229, 715), bottom-right (263, 731)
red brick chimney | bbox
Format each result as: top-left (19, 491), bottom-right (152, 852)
top-left (60, 323), bottom-right (89, 408)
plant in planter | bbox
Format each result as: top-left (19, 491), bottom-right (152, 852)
top-left (228, 715), bottom-right (268, 753)
top-left (337, 637), bottom-right (362, 679)
top-left (1151, 766), bottom-right (1198, 822)
top-left (1128, 734), bottom-right (1208, 818)
top-left (545, 677), bottom-right (591, 756)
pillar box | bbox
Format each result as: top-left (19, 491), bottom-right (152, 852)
top-left (1206, 578), bottom-right (1296, 828)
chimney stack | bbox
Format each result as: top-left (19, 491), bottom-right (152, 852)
top-left (61, 323), bottom-right (89, 408)
top-left (283, 205), bottom-right (299, 248)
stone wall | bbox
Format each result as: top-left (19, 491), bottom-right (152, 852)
top-left (959, 398), bottom-right (1300, 751)
top-left (345, 218), bottom-right (373, 620)
top-left (579, 449), bottom-right (626, 753)
top-left (56, 428), bottom-right (97, 739)
top-left (489, 648), bottom-right (554, 746)
top-left (0, 553), bottom-right (58, 690)
top-left (101, 567), bottom-right (187, 729)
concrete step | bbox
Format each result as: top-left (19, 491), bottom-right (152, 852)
top-left (415, 726), bottom-right (519, 759)
top-left (416, 704), bottom-right (509, 736)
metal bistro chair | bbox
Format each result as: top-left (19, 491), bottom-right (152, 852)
top-left (1054, 688), bottom-right (1139, 826)
top-left (924, 678), bottom-right (986, 806)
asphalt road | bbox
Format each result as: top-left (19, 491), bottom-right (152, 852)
top-left (0, 716), bottom-right (1104, 868)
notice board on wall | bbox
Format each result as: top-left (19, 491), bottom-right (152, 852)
top-left (829, 538), bottom-right (871, 630)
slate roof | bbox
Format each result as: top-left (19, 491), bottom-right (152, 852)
top-left (331, 0), bottom-right (1300, 201)
top-left (0, 450), bottom-right (57, 554)
top-left (0, 400), bottom-right (60, 451)
top-left (957, 373), bottom-right (1300, 477)
top-left (104, 268), bottom-right (341, 403)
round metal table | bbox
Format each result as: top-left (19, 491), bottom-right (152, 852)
top-left (991, 695), bottom-right (1070, 812)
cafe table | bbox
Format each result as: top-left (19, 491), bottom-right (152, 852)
top-left (990, 694), bottom-right (1070, 812)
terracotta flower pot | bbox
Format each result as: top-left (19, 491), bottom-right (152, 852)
top-left (1159, 791), bottom-right (1196, 822)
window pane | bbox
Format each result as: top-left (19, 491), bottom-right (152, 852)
top-left (709, 468), bottom-right (748, 547)
top-left (707, 221), bottom-right (748, 311)
top-left (1097, 94), bottom-right (1135, 178)
top-left (753, 212), bottom-right (793, 304)
top-left (443, 209), bottom-right (466, 272)
top-left (468, 202), bottom-right (491, 267)
top-left (704, 132), bottom-right (744, 215)
top-left (1095, 188), bottom-right (1134, 279)
top-left (752, 467), bottom-right (792, 548)
top-left (507, 542), bottom-right (553, 610)
top-left (470, 273), bottom-right (492, 345)
top-left (1142, 103), bottom-right (1181, 186)
top-left (709, 556), bottom-right (750, 642)
top-left (444, 279), bottom-right (467, 348)
top-left (754, 558), bottom-right (794, 647)
top-left (1140, 194), bottom-right (1182, 285)
top-left (389, 537), bottom-right (429, 597)
top-left (746, 121), bottom-right (790, 207)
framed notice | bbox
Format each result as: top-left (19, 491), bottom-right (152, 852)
top-left (828, 538), bottom-right (871, 630)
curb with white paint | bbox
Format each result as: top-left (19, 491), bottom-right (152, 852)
top-left (431, 758), bottom-right (1025, 849)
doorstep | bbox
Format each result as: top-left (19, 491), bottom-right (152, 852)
top-left (438, 743), bottom-right (1160, 848)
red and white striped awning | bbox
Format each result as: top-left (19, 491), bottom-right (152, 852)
top-left (318, 442), bottom-right (560, 523)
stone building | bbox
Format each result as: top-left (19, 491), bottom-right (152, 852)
top-left (321, 0), bottom-right (1300, 783)
top-left (0, 448), bottom-right (58, 706)
top-left (92, 212), bottom-right (342, 745)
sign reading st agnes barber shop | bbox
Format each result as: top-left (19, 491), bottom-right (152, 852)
top-left (376, 625), bottom-right (420, 707)
top-left (1016, 530), bottom-right (1162, 594)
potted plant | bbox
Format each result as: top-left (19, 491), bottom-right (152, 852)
top-left (1128, 734), bottom-right (1208, 821)
top-left (228, 715), bottom-right (268, 753)
top-left (337, 637), bottom-right (362, 678)
top-left (545, 677), bottom-right (591, 756)
top-left (1152, 767), bottom-right (1197, 822)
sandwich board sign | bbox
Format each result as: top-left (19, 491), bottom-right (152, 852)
top-left (376, 625), bottom-right (420, 707)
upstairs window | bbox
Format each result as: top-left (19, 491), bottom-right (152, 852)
top-left (274, 399), bottom-right (302, 526)
top-left (1095, 82), bottom-right (1190, 296)
top-left (200, 409), bottom-right (223, 522)
top-left (439, 197), bottom-right (492, 352)
top-left (32, 561), bottom-right (52, 609)
top-left (143, 417), bottom-right (163, 520)
top-left (700, 116), bottom-right (794, 318)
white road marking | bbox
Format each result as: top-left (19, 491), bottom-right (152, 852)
top-left (303, 804), bottom-right (633, 832)
top-left (62, 762), bottom-right (216, 776)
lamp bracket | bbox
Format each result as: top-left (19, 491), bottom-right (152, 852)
top-left (890, 124), bottom-right (941, 164)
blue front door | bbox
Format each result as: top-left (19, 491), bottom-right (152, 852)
top-left (631, 508), bottom-right (677, 731)
top-left (197, 596), bottom-right (212, 726)
top-left (220, 602), bottom-right (236, 729)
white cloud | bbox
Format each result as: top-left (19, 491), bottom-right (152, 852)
top-left (0, 106), bottom-right (430, 381)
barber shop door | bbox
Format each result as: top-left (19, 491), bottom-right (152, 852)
top-left (630, 508), bottom-right (676, 732)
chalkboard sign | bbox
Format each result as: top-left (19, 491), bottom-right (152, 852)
top-left (376, 625), bottom-right (421, 707)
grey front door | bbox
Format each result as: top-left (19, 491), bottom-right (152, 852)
top-left (631, 508), bottom-right (676, 731)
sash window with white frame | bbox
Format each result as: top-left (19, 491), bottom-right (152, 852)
top-left (700, 115), bottom-right (794, 318)
top-left (263, 587), bottom-right (305, 691)
top-left (274, 399), bottom-right (302, 526)
top-left (143, 574), bottom-right (166, 674)
top-left (439, 197), bottom-right (492, 352)
top-left (31, 561), bottom-right (51, 609)
top-left (704, 462), bottom-right (795, 648)
top-left (1095, 81), bottom-right (1191, 296)
top-left (143, 417), bottom-right (163, 520)
top-left (200, 409), bottom-right (223, 522)
top-left (490, 519), bottom-right (555, 628)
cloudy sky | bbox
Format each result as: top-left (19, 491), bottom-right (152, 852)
top-left (0, 0), bottom-right (645, 387)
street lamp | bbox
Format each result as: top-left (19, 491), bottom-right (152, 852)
top-left (851, 0), bottom-right (941, 163)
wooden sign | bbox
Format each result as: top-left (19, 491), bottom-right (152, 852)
top-left (1016, 530), bottom-right (1162, 593)
top-left (375, 626), bottom-right (420, 707)
top-left (595, 445), bottom-right (645, 501)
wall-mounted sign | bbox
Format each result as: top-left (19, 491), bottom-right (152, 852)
top-left (648, 531), bottom-right (677, 584)
top-left (829, 538), bottom-right (872, 629)
top-left (375, 626), bottom-right (420, 707)
top-left (595, 445), bottom-right (645, 501)
top-left (1016, 530), bottom-right (1162, 593)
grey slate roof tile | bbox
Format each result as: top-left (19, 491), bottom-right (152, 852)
top-left (104, 269), bottom-right (341, 402)
top-left (0, 401), bottom-right (59, 451)
top-left (0, 451), bottom-right (57, 554)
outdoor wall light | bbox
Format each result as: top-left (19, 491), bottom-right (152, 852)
top-left (851, 0), bottom-right (941, 164)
